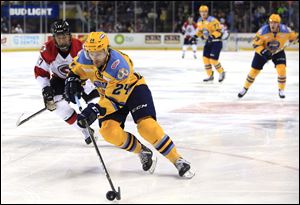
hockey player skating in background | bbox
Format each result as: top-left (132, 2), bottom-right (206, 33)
top-left (238, 14), bottom-right (298, 99)
top-left (34, 20), bottom-right (99, 144)
top-left (64, 32), bottom-right (195, 178)
top-left (195, 5), bottom-right (226, 82)
top-left (181, 16), bottom-right (198, 59)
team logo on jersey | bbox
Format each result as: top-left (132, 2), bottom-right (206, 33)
top-left (57, 64), bottom-right (70, 76)
top-left (95, 70), bottom-right (103, 79)
top-left (267, 40), bottom-right (280, 52)
top-left (93, 81), bottom-right (107, 89)
top-left (111, 59), bottom-right (120, 69)
top-left (117, 68), bottom-right (129, 80)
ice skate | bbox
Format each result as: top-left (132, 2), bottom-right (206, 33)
top-left (174, 157), bottom-right (195, 179)
top-left (203, 71), bottom-right (214, 82)
top-left (139, 145), bottom-right (157, 174)
top-left (218, 71), bottom-right (226, 82)
top-left (279, 89), bottom-right (285, 98)
top-left (238, 87), bottom-right (248, 98)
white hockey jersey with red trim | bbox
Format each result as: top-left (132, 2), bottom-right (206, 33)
top-left (34, 38), bottom-right (82, 88)
top-left (182, 22), bottom-right (197, 39)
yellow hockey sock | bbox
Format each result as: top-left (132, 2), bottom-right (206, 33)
top-left (210, 59), bottom-right (224, 74)
top-left (100, 120), bottom-right (142, 153)
top-left (276, 64), bottom-right (286, 90)
top-left (244, 67), bottom-right (260, 89)
top-left (137, 117), bottom-right (181, 163)
top-left (203, 56), bottom-right (213, 76)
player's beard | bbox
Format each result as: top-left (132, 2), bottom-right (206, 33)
top-left (91, 52), bottom-right (107, 68)
top-left (58, 43), bottom-right (70, 52)
top-left (93, 58), bottom-right (106, 68)
top-left (93, 60), bottom-right (102, 67)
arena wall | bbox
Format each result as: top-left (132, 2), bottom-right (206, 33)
top-left (1, 33), bottom-right (298, 52)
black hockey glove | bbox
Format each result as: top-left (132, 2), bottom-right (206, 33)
top-left (64, 73), bottom-right (83, 104)
top-left (77, 103), bottom-right (106, 128)
top-left (260, 49), bottom-right (272, 60)
top-left (42, 86), bottom-right (56, 111)
top-left (191, 35), bottom-right (197, 43)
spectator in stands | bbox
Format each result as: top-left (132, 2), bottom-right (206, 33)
top-left (1, 17), bottom-right (8, 33)
top-left (15, 24), bottom-right (23, 33)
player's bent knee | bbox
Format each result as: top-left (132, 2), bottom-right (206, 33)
top-left (137, 117), bottom-right (164, 144)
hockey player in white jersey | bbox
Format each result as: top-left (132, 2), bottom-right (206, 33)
top-left (181, 16), bottom-right (198, 59)
top-left (33, 20), bottom-right (99, 144)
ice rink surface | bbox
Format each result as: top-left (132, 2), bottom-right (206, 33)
top-left (1, 50), bottom-right (299, 204)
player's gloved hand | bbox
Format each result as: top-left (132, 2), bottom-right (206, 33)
top-left (64, 73), bottom-right (83, 104)
top-left (260, 48), bottom-right (272, 60)
top-left (42, 86), bottom-right (56, 111)
top-left (77, 103), bottom-right (106, 128)
top-left (181, 30), bottom-right (185, 35)
top-left (191, 35), bottom-right (198, 43)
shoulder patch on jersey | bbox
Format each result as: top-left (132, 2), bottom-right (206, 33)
top-left (117, 68), bottom-right (130, 80)
top-left (111, 59), bottom-right (120, 70)
top-left (105, 50), bottom-right (130, 80)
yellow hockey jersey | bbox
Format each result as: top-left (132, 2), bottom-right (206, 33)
top-left (196, 16), bottom-right (222, 39)
top-left (69, 48), bottom-right (146, 117)
top-left (253, 24), bottom-right (298, 54)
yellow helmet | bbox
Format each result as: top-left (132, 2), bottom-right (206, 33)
top-left (269, 14), bottom-right (281, 23)
top-left (84, 32), bottom-right (109, 52)
top-left (199, 5), bottom-right (209, 12)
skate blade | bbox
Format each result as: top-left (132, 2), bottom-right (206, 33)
top-left (148, 157), bottom-right (157, 174)
top-left (181, 169), bottom-right (195, 179)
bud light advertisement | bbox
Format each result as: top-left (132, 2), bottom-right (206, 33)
top-left (1, 4), bottom-right (59, 19)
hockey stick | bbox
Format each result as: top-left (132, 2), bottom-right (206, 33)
top-left (16, 97), bottom-right (64, 127)
top-left (16, 107), bottom-right (47, 127)
top-left (74, 96), bottom-right (121, 201)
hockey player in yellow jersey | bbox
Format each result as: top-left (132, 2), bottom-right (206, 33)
top-left (64, 32), bottom-right (194, 178)
top-left (195, 5), bottom-right (226, 82)
top-left (238, 14), bottom-right (298, 98)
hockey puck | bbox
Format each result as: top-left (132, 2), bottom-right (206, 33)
top-left (106, 191), bottom-right (116, 201)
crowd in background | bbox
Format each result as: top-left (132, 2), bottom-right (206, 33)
top-left (1, 1), bottom-right (299, 34)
